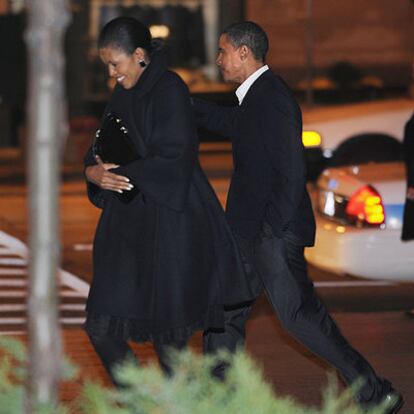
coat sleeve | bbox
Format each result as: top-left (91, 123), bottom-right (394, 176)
top-left (83, 146), bottom-right (110, 209)
top-left (112, 76), bottom-right (197, 212)
top-left (193, 97), bottom-right (238, 140)
top-left (260, 100), bottom-right (307, 227)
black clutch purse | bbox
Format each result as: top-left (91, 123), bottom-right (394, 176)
top-left (93, 112), bottom-right (139, 203)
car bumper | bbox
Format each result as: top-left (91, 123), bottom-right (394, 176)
top-left (305, 216), bottom-right (414, 281)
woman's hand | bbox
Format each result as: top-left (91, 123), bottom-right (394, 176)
top-left (85, 156), bottom-right (134, 194)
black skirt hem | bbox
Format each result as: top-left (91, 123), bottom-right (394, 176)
top-left (84, 307), bottom-right (224, 344)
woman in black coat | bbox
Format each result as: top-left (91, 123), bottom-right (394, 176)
top-left (84, 17), bottom-right (251, 384)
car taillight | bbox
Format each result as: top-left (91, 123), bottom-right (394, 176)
top-left (345, 185), bottom-right (385, 225)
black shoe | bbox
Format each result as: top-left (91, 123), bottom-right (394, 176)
top-left (381, 390), bottom-right (404, 414)
top-left (358, 389), bottom-right (404, 414)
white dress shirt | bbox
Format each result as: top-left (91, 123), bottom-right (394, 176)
top-left (235, 65), bottom-right (269, 105)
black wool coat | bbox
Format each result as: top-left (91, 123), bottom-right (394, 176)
top-left (194, 69), bottom-right (315, 245)
top-left (84, 52), bottom-right (252, 343)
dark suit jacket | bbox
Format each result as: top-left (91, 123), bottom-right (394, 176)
top-left (194, 69), bottom-right (315, 246)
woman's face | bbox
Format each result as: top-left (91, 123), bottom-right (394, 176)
top-left (99, 46), bottom-right (145, 90)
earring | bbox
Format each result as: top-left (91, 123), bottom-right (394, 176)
top-left (138, 59), bottom-right (146, 68)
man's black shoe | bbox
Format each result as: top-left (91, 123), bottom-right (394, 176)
top-left (358, 389), bottom-right (404, 414)
top-left (381, 390), bottom-right (404, 414)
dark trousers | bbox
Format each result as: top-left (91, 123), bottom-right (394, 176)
top-left (203, 223), bottom-right (391, 404)
top-left (88, 332), bottom-right (188, 387)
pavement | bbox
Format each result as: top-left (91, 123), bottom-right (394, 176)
top-left (19, 307), bottom-right (414, 412)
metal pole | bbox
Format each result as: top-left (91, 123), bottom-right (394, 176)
top-left (25, 0), bottom-right (70, 411)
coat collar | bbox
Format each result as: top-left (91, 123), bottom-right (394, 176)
top-left (130, 50), bottom-right (168, 98)
top-left (236, 65), bottom-right (269, 105)
top-left (239, 69), bottom-right (273, 107)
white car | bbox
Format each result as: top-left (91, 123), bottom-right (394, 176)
top-left (305, 161), bottom-right (414, 281)
top-left (302, 98), bottom-right (414, 179)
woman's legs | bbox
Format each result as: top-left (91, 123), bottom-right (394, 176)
top-left (153, 337), bottom-right (188, 376)
top-left (87, 332), bottom-right (135, 387)
top-left (88, 331), bottom-right (189, 383)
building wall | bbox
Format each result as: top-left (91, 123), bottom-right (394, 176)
top-left (246, 0), bottom-right (414, 87)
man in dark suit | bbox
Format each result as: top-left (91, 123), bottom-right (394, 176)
top-left (194, 21), bottom-right (403, 413)
top-left (402, 112), bottom-right (414, 241)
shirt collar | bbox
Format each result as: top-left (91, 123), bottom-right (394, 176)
top-left (235, 65), bottom-right (269, 105)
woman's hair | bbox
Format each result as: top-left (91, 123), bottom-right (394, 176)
top-left (98, 17), bottom-right (152, 55)
top-left (222, 21), bottom-right (268, 62)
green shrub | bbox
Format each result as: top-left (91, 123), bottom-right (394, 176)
top-left (0, 337), bottom-right (393, 414)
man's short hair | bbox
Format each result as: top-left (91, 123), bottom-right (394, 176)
top-left (222, 21), bottom-right (269, 62)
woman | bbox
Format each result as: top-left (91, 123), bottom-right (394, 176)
top-left (84, 17), bottom-right (251, 384)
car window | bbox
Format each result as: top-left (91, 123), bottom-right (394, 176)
top-left (328, 133), bottom-right (403, 167)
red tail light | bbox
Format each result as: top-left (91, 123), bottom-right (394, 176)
top-left (345, 185), bottom-right (385, 225)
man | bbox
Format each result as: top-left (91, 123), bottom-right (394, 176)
top-left (402, 111), bottom-right (414, 241)
top-left (194, 21), bottom-right (403, 413)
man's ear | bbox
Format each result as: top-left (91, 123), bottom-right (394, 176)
top-left (239, 45), bottom-right (249, 60)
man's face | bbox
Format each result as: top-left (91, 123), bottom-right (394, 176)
top-left (216, 34), bottom-right (245, 84)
